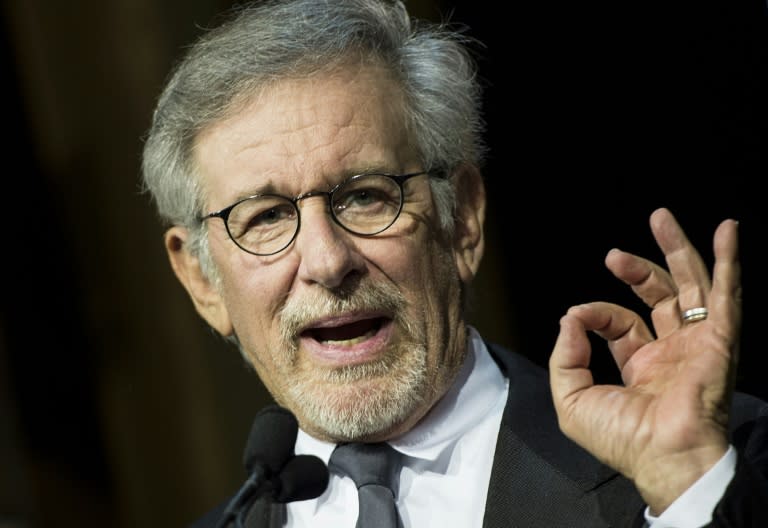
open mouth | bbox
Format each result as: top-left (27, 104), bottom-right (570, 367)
top-left (302, 317), bottom-right (385, 345)
top-left (297, 314), bottom-right (394, 366)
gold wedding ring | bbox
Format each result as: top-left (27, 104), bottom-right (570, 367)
top-left (681, 307), bottom-right (708, 323)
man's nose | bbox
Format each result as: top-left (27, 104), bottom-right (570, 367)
top-left (293, 197), bottom-right (366, 289)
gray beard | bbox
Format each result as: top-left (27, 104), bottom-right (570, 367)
top-left (287, 340), bottom-right (429, 440)
top-left (276, 279), bottom-right (431, 440)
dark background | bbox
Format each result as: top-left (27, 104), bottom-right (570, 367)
top-left (1, 1), bottom-right (765, 526)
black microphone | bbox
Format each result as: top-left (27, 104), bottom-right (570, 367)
top-left (242, 405), bottom-right (299, 477)
top-left (274, 454), bottom-right (330, 502)
top-left (215, 405), bottom-right (329, 528)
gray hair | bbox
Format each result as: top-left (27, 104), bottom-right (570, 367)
top-left (141, 0), bottom-right (487, 278)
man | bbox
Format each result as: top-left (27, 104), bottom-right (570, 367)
top-left (140, 0), bottom-right (767, 526)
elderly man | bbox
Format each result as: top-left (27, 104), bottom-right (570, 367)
top-left (141, 0), bottom-right (767, 526)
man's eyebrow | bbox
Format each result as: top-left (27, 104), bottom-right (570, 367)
top-left (207, 185), bottom-right (278, 210)
top-left (230, 180), bottom-right (281, 201)
top-left (228, 165), bottom-right (402, 201)
top-left (343, 166), bottom-right (410, 179)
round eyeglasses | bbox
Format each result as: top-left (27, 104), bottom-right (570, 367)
top-left (199, 171), bottom-right (429, 256)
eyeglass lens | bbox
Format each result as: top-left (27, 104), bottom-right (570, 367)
top-left (225, 173), bottom-right (404, 255)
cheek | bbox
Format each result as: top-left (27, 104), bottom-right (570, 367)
top-left (374, 233), bottom-right (465, 385)
top-left (217, 260), bottom-right (297, 395)
top-left (363, 236), bottom-right (422, 285)
top-left (366, 231), bottom-right (459, 311)
top-left (214, 247), bottom-right (297, 344)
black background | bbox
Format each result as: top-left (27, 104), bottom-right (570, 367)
top-left (447, 0), bottom-right (767, 397)
top-left (0, 1), bottom-right (765, 526)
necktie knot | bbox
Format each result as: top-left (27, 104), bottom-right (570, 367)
top-left (329, 442), bottom-right (403, 528)
top-left (330, 442), bottom-right (402, 492)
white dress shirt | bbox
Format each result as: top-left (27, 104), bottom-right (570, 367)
top-left (285, 326), bottom-right (735, 527)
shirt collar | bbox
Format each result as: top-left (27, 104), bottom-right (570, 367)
top-left (390, 326), bottom-right (506, 460)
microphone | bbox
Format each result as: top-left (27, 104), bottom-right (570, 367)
top-left (215, 405), bottom-right (329, 528)
top-left (274, 454), bottom-right (330, 502)
top-left (242, 405), bottom-right (299, 477)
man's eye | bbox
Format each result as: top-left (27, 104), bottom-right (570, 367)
top-left (248, 206), bottom-right (290, 226)
top-left (338, 188), bottom-right (387, 208)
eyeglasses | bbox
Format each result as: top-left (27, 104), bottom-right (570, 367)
top-left (199, 171), bottom-right (429, 256)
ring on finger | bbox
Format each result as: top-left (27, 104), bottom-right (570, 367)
top-left (681, 306), bottom-right (708, 323)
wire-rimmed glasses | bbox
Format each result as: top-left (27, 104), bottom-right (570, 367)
top-left (199, 171), bottom-right (428, 256)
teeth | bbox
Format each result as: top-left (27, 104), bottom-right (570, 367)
top-left (320, 335), bottom-right (367, 346)
top-left (319, 328), bottom-right (377, 346)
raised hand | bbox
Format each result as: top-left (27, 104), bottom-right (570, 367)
top-left (549, 207), bottom-right (741, 513)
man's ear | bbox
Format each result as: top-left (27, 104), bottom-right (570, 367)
top-left (452, 163), bottom-right (486, 283)
top-left (164, 226), bottom-right (234, 337)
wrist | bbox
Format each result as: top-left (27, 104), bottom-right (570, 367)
top-left (636, 443), bottom-right (728, 514)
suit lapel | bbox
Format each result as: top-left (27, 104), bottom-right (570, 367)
top-left (483, 342), bottom-right (645, 527)
top-left (243, 498), bottom-right (286, 528)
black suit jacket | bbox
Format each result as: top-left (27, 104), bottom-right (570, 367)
top-left (190, 342), bottom-right (768, 527)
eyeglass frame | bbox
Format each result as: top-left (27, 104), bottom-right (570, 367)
top-left (198, 171), bottom-right (430, 256)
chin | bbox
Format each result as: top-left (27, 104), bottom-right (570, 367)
top-left (288, 346), bottom-right (429, 441)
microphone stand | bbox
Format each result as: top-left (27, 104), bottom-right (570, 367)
top-left (214, 465), bottom-right (270, 528)
top-left (214, 405), bottom-right (330, 528)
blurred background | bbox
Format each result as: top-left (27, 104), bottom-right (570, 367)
top-left (1, 0), bottom-right (765, 526)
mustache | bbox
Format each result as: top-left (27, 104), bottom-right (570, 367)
top-left (279, 279), bottom-right (406, 341)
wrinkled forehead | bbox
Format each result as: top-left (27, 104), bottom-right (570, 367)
top-left (191, 64), bottom-right (418, 202)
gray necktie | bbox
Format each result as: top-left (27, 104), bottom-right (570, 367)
top-left (329, 442), bottom-right (403, 528)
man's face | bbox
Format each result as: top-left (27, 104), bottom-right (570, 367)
top-left (185, 65), bottom-right (474, 442)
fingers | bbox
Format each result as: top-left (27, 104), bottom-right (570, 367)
top-left (606, 208), bottom-right (720, 337)
top-left (604, 248), bottom-right (676, 307)
top-left (552, 209), bottom-right (741, 402)
top-left (550, 303), bottom-right (655, 393)
top-left (604, 249), bottom-right (680, 338)
top-left (709, 219), bottom-right (741, 338)
top-left (549, 311), bottom-right (595, 407)
top-left (649, 208), bottom-right (712, 311)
